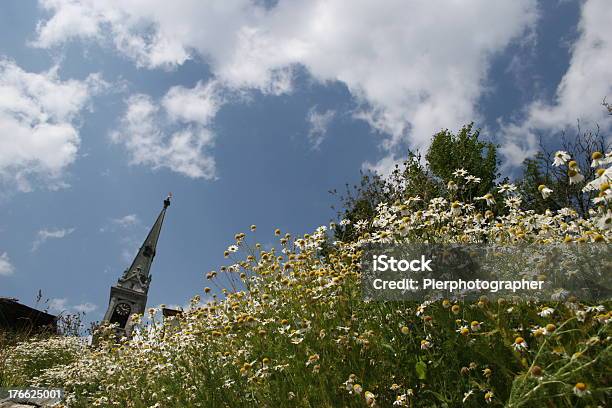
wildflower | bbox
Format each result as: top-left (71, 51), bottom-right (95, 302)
top-left (451, 201), bottom-right (462, 216)
top-left (573, 382), bottom-right (590, 397)
top-left (457, 326), bottom-right (469, 336)
top-left (442, 299), bottom-right (451, 308)
top-left (512, 336), bottom-right (528, 351)
top-left (451, 304), bottom-right (461, 314)
top-left (538, 184), bottom-right (553, 199)
top-left (352, 384), bottom-right (363, 394)
top-left (476, 193), bottom-right (495, 206)
top-left (250, 224), bottom-right (257, 231)
top-left (597, 210), bottom-right (611, 230)
top-left (465, 175), bottom-right (481, 184)
top-left (274, 228), bottom-right (281, 236)
top-left (470, 321), bottom-right (482, 331)
top-left (591, 151), bottom-right (605, 167)
top-left (585, 305), bottom-right (605, 313)
top-left (569, 169), bottom-right (585, 184)
top-left (447, 180), bottom-right (458, 192)
top-left (364, 391), bottom-right (376, 406)
top-left (453, 168), bottom-right (468, 177)
top-left (420, 339), bottom-right (432, 350)
top-left (544, 324), bottom-right (556, 334)
top-left (498, 183), bottom-right (517, 193)
top-left (553, 151), bottom-right (571, 166)
top-left (401, 326), bottom-right (410, 335)
top-left (504, 196), bottom-right (522, 209)
top-left (530, 365), bottom-right (543, 377)
top-left (306, 354), bottom-right (320, 366)
top-left (538, 307), bottom-right (554, 317)
top-left (393, 394), bottom-right (407, 406)
top-left (482, 368), bottom-right (492, 378)
top-left (484, 391), bottom-right (494, 403)
top-left (462, 390), bottom-right (474, 403)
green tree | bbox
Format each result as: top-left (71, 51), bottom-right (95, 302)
top-left (426, 123), bottom-right (499, 200)
top-left (333, 124), bottom-right (500, 241)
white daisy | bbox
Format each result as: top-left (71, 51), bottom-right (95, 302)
top-left (553, 151), bottom-right (571, 167)
top-left (538, 185), bottom-right (553, 199)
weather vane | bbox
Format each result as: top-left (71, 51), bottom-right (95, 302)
top-left (164, 192), bottom-right (172, 208)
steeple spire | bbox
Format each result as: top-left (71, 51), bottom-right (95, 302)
top-left (117, 193), bottom-right (171, 292)
top-left (101, 194), bottom-right (172, 337)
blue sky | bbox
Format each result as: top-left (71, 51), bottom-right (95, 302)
top-left (0, 0), bottom-right (610, 324)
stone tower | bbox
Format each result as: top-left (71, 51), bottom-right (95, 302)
top-left (101, 194), bottom-right (171, 337)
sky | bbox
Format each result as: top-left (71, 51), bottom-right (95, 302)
top-left (1, 0), bottom-right (611, 325)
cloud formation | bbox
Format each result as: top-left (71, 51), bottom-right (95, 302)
top-left (112, 214), bottom-right (139, 228)
top-left (0, 252), bottom-right (15, 276)
top-left (307, 107), bottom-right (335, 149)
top-left (500, 0), bottom-right (612, 168)
top-left (47, 298), bottom-right (97, 314)
top-left (73, 302), bottom-right (97, 313)
top-left (111, 91), bottom-right (218, 179)
top-left (48, 297), bottom-right (68, 312)
top-left (34, 0), bottom-right (539, 172)
top-left (32, 227), bottom-right (75, 251)
top-left (0, 58), bottom-right (102, 191)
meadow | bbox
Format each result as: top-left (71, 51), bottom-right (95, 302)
top-left (1, 150), bottom-right (611, 407)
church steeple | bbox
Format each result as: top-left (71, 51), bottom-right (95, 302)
top-left (117, 194), bottom-right (171, 293)
top-left (101, 194), bottom-right (171, 337)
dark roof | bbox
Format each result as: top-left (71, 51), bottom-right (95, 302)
top-left (0, 297), bottom-right (57, 331)
top-left (162, 307), bottom-right (183, 318)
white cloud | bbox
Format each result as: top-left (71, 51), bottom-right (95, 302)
top-left (111, 92), bottom-right (217, 179)
top-left (48, 297), bottom-right (97, 314)
top-left (32, 227), bottom-right (75, 251)
top-left (0, 252), bottom-right (15, 276)
top-left (306, 107), bottom-right (335, 149)
top-left (73, 302), bottom-right (97, 313)
top-left (112, 214), bottom-right (139, 228)
top-left (162, 80), bottom-right (225, 125)
top-left (499, 0), bottom-right (612, 168)
top-left (0, 58), bottom-right (102, 191)
top-left (48, 297), bottom-right (68, 313)
top-left (34, 0), bottom-right (539, 170)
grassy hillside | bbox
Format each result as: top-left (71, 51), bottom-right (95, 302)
top-left (2, 158), bottom-right (611, 407)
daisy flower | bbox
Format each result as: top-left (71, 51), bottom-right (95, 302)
top-left (476, 194), bottom-right (495, 206)
top-left (573, 382), bottom-right (590, 397)
top-left (553, 151), bottom-right (571, 166)
top-left (538, 185), bottom-right (553, 199)
top-left (538, 307), bottom-right (554, 317)
top-left (512, 336), bottom-right (528, 351)
top-left (568, 169), bottom-right (585, 184)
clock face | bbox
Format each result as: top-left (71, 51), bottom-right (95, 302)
top-left (115, 303), bottom-right (131, 316)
